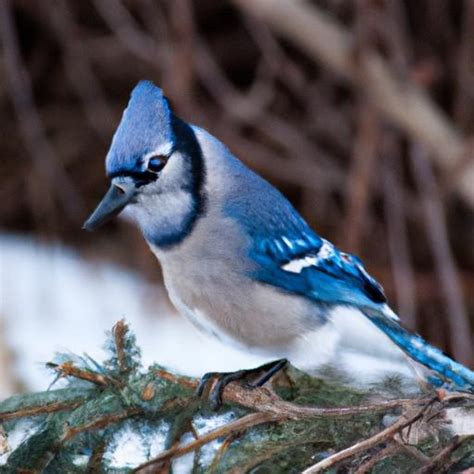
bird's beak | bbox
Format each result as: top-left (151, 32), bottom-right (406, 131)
top-left (83, 183), bottom-right (136, 231)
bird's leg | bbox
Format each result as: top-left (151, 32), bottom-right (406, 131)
top-left (196, 358), bottom-right (288, 409)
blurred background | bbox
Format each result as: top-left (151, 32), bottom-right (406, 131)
top-left (1, 0), bottom-right (473, 397)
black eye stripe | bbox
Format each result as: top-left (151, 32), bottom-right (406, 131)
top-left (107, 170), bottom-right (158, 187)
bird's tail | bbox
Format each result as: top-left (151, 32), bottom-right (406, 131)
top-left (364, 310), bottom-right (474, 392)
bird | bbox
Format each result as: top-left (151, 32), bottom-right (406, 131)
top-left (84, 80), bottom-right (474, 406)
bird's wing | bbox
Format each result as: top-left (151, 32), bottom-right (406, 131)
top-left (249, 229), bottom-right (388, 311)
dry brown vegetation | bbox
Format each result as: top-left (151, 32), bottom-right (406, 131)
top-left (0, 0), bottom-right (473, 367)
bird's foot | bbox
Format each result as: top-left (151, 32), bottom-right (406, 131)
top-left (196, 358), bottom-right (288, 410)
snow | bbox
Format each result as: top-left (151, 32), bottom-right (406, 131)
top-left (193, 412), bottom-right (236, 467)
top-left (103, 421), bottom-right (169, 469)
top-left (0, 419), bottom-right (40, 466)
top-left (0, 234), bottom-right (268, 397)
top-left (0, 234), bottom-right (273, 468)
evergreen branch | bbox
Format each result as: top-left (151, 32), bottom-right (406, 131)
top-left (46, 361), bottom-right (119, 387)
top-left (415, 435), bottom-right (474, 474)
top-left (0, 399), bottom-right (84, 422)
top-left (302, 405), bottom-right (428, 473)
top-left (133, 412), bottom-right (281, 472)
top-left (1, 322), bottom-right (472, 472)
top-left (154, 366), bottom-right (434, 419)
top-left (60, 408), bottom-right (142, 443)
top-left (46, 361), bottom-right (111, 386)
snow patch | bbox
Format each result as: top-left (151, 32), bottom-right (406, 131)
top-left (0, 419), bottom-right (40, 466)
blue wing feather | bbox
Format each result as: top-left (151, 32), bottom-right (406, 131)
top-left (250, 231), bottom-right (474, 391)
top-left (249, 230), bottom-right (386, 309)
top-left (221, 165), bottom-right (386, 309)
top-left (221, 163), bottom-right (474, 391)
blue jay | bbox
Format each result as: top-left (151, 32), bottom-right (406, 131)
top-left (84, 80), bottom-right (474, 405)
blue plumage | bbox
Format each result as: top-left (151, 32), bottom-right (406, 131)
top-left (250, 233), bottom-right (387, 308)
top-left (106, 80), bottom-right (174, 177)
top-left (85, 80), bottom-right (474, 394)
top-left (365, 313), bottom-right (474, 390)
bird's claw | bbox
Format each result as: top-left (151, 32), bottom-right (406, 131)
top-left (196, 359), bottom-right (288, 410)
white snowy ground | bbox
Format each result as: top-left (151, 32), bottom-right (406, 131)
top-left (0, 234), bottom-right (272, 470)
top-left (1, 235), bottom-right (473, 469)
top-left (0, 234), bottom-right (267, 398)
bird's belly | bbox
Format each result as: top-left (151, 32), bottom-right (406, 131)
top-left (161, 262), bottom-right (420, 390)
top-left (167, 288), bottom-right (250, 351)
top-left (161, 266), bottom-right (324, 351)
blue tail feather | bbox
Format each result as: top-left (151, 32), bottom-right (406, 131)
top-left (365, 311), bottom-right (474, 392)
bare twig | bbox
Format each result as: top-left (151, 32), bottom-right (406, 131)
top-left (0, 0), bottom-right (85, 218)
top-left (302, 407), bottom-right (426, 473)
top-left (454, 0), bottom-right (474, 131)
top-left (61, 408), bottom-right (141, 443)
top-left (153, 366), bottom-right (432, 420)
top-left (393, 436), bottom-right (430, 464)
top-left (195, 39), bottom-right (273, 123)
top-left (46, 362), bottom-right (110, 386)
top-left (164, 0), bottom-right (195, 114)
top-left (441, 391), bottom-right (474, 403)
top-left (410, 144), bottom-right (473, 366)
top-left (48, 0), bottom-right (114, 138)
top-left (353, 442), bottom-right (400, 474)
top-left (415, 435), bottom-right (473, 474)
top-left (382, 133), bottom-right (417, 328)
top-left (0, 400), bottom-right (84, 422)
top-left (133, 412), bottom-right (280, 472)
top-left (112, 320), bottom-right (129, 373)
top-left (93, 0), bottom-right (165, 64)
top-left (208, 431), bottom-right (242, 473)
top-left (342, 104), bottom-right (378, 253)
top-left (233, 0), bottom-right (474, 208)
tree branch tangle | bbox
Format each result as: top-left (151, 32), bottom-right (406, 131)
top-left (0, 322), bottom-right (473, 472)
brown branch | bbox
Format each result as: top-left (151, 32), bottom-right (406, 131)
top-left (410, 144), bottom-right (473, 366)
top-left (133, 412), bottom-right (280, 472)
top-left (232, 0), bottom-right (474, 208)
top-left (353, 442), bottom-right (400, 474)
top-left (453, 0), bottom-right (474, 130)
top-left (441, 391), bottom-right (474, 403)
top-left (382, 133), bottom-right (417, 329)
top-left (153, 367), bottom-right (432, 419)
top-left (208, 431), bottom-right (242, 473)
top-left (47, 0), bottom-right (114, 138)
top-left (302, 407), bottom-right (426, 473)
top-left (342, 103), bottom-right (379, 253)
top-left (61, 408), bottom-right (141, 443)
top-left (153, 368), bottom-right (198, 390)
top-left (0, 0), bottom-right (85, 218)
top-left (164, 0), bottom-right (196, 114)
top-left (92, 0), bottom-right (164, 64)
top-left (414, 435), bottom-right (473, 474)
top-left (393, 437), bottom-right (430, 464)
top-left (112, 320), bottom-right (129, 373)
top-left (46, 362), bottom-right (109, 387)
top-left (0, 400), bottom-right (84, 422)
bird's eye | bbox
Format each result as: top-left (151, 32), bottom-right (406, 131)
top-left (147, 155), bottom-right (167, 173)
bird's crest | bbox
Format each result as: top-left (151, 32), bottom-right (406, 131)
top-left (106, 80), bottom-right (174, 176)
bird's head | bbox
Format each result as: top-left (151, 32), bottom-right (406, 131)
top-left (83, 80), bottom-right (205, 247)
